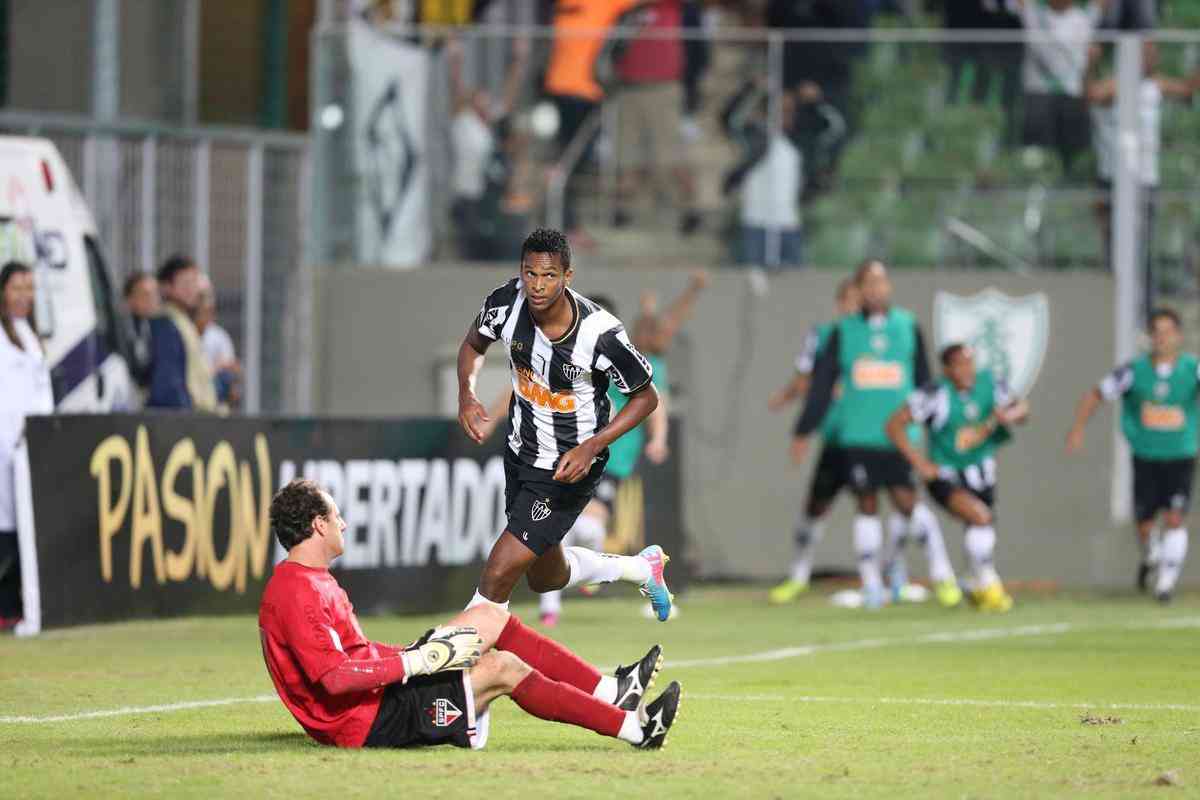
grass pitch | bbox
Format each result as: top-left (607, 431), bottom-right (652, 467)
top-left (2, 586), bottom-right (1199, 798)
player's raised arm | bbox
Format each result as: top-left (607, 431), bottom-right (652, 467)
top-left (1067, 364), bottom-right (1130, 453)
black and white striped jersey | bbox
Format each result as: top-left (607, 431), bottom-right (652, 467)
top-left (474, 278), bottom-right (654, 470)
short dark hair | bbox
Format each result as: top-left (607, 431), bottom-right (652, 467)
top-left (853, 259), bottom-right (886, 285)
top-left (157, 254), bottom-right (196, 284)
top-left (589, 294), bottom-right (618, 315)
top-left (1149, 308), bottom-right (1181, 330)
top-left (520, 228), bottom-right (571, 271)
top-left (940, 342), bottom-right (969, 367)
top-left (269, 479), bottom-right (330, 550)
top-left (123, 271), bottom-right (152, 298)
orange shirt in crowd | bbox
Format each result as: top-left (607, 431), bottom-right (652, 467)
top-left (544, 0), bottom-right (642, 102)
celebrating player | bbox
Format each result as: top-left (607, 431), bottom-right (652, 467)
top-left (791, 260), bottom-right (960, 609)
top-left (887, 344), bottom-right (1029, 612)
top-left (1065, 308), bottom-right (1196, 603)
top-left (766, 277), bottom-right (861, 604)
top-left (456, 228), bottom-right (674, 620)
top-left (259, 479), bottom-right (681, 751)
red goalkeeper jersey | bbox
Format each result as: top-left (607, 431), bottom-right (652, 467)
top-left (259, 561), bottom-right (401, 747)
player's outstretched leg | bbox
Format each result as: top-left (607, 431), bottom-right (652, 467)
top-left (1154, 522), bottom-right (1189, 604)
top-left (852, 510), bottom-right (885, 609)
top-left (770, 511), bottom-right (825, 605)
top-left (539, 590), bottom-right (562, 627)
top-left (492, 611), bottom-right (663, 709)
top-left (883, 511), bottom-right (909, 603)
top-left (469, 651), bottom-right (681, 749)
top-left (529, 541), bottom-right (674, 622)
top-left (909, 501), bottom-right (962, 608)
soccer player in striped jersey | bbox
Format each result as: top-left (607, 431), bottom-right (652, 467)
top-left (766, 277), bottom-right (860, 604)
top-left (1066, 308), bottom-right (1197, 603)
top-left (457, 228), bottom-right (675, 622)
top-left (792, 260), bottom-right (961, 609)
top-left (887, 344), bottom-right (1030, 612)
top-left (536, 293), bottom-right (670, 627)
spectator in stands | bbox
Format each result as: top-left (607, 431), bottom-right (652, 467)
top-left (766, 0), bottom-right (861, 192)
top-left (1016, 0), bottom-right (1111, 174)
top-left (543, 0), bottom-right (647, 250)
top-left (722, 81), bottom-right (806, 269)
top-left (0, 262), bottom-right (53, 630)
top-left (194, 274), bottom-right (242, 408)
top-left (147, 255), bottom-right (217, 412)
top-left (1087, 41), bottom-right (1198, 275)
top-left (121, 271), bottom-right (159, 393)
top-left (612, 0), bottom-right (701, 235)
top-left (448, 35), bottom-right (532, 260)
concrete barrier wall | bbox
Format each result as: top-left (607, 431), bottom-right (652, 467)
top-left (314, 265), bottom-right (1196, 589)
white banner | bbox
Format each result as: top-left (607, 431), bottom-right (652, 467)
top-left (349, 22), bottom-right (431, 268)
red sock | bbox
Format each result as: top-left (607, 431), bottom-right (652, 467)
top-left (510, 668), bottom-right (624, 738)
top-left (496, 614), bottom-right (602, 694)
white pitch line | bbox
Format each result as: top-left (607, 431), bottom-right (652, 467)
top-left (688, 694), bottom-right (1200, 713)
top-left (0, 695), bottom-right (277, 724)
top-left (3, 617), bottom-right (1198, 725)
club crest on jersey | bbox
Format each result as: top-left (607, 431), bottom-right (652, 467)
top-left (426, 698), bottom-right (463, 727)
top-left (964, 401), bottom-right (980, 421)
top-left (934, 288), bottom-right (1049, 397)
top-left (562, 363), bottom-right (587, 382)
top-left (531, 499), bottom-right (551, 522)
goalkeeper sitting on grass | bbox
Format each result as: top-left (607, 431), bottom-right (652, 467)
top-left (259, 479), bottom-right (680, 751)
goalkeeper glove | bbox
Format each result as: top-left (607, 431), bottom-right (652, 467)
top-left (401, 626), bottom-right (483, 678)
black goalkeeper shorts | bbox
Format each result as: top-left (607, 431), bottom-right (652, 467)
top-left (363, 672), bottom-right (481, 750)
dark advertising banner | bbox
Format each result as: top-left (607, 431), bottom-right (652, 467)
top-left (20, 414), bottom-right (686, 630)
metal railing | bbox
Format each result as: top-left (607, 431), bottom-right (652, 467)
top-left (0, 110), bottom-right (313, 415)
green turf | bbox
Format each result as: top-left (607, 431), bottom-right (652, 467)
top-left (3, 587), bottom-right (1199, 798)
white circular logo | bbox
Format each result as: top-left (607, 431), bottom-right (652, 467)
top-left (1155, 382), bottom-right (1170, 399)
top-left (871, 334), bottom-right (888, 353)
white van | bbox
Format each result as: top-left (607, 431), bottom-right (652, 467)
top-left (0, 136), bottom-right (132, 411)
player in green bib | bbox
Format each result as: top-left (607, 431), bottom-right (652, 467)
top-left (888, 344), bottom-right (1029, 612)
top-left (793, 260), bottom-right (960, 609)
top-left (1066, 308), bottom-right (1197, 603)
top-left (766, 278), bottom-right (860, 604)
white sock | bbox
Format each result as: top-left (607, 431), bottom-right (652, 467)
top-left (789, 514), bottom-right (825, 584)
top-left (539, 590), bottom-right (562, 616)
top-left (912, 502), bottom-right (956, 584)
top-left (964, 525), bottom-right (999, 587)
top-left (571, 513), bottom-right (607, 552)
top-left (466, 588), bottom-right (509, 612)
top-left (1142, 528), bottom-right (1162, 566)
top-left (563, 546), bottom-right (650, 589)
top-left (593, 675), bottom-right (619, 703)
top-left (1155, 528), bottom-right (1188, 595)
top-left (884, 511), bottom-right (908, 572)
top-left (853, 515), bottom-right (883, 591)
top-left (617, 710), bottom-right (644, 744)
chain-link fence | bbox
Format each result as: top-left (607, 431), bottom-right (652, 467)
top-left (0, 111), bottom-right (312, 415)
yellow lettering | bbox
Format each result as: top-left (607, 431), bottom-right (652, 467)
top-left (161, 438), bottom-right (198, 582)
top-left (130, 426), bottom-right (166, 589)
top-left (241, 435), bottom-right (273, 586)
top-left (202, 442), bottom-right (243, 592)
top-left (89, 435), bottom-right (133, 583)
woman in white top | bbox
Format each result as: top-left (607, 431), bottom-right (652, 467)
top-left (0, 261), bottom-right (54, 627)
